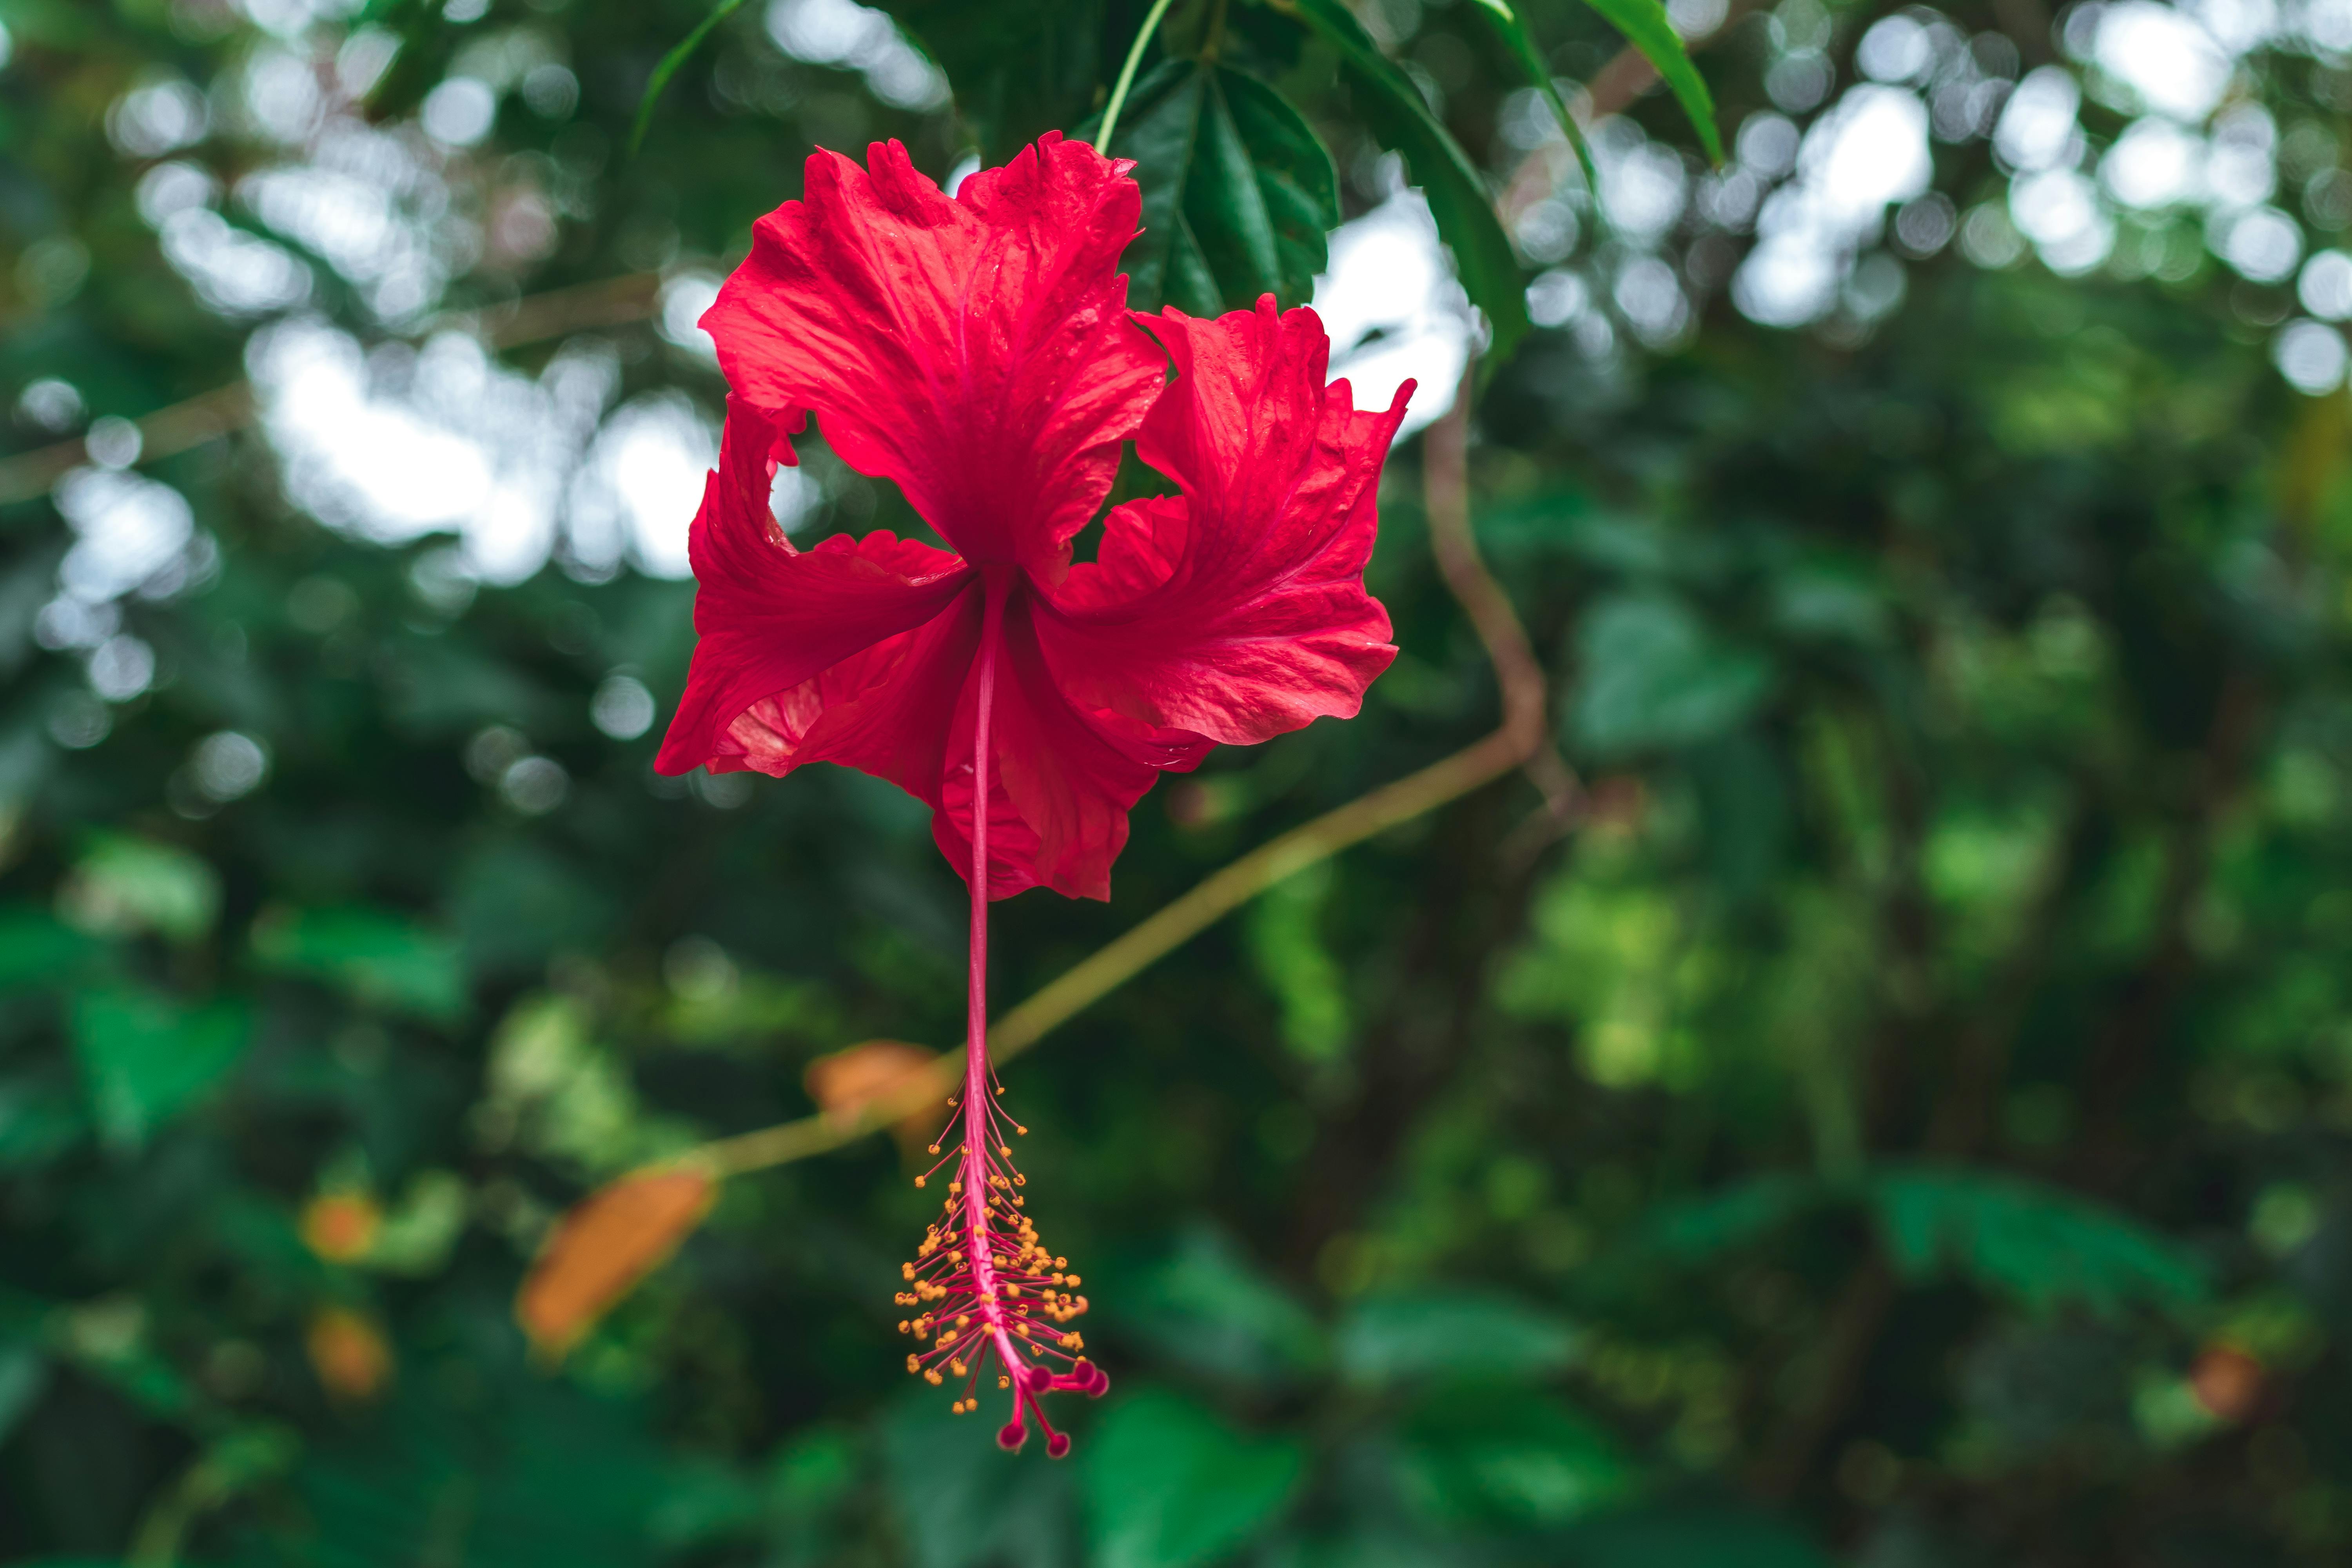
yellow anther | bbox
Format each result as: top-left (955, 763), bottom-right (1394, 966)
top-left (913, 1176), bottom-right (926, 1188)
top-left (925, 1370), bottom-right (943, 1385)
top-left (998, 1376), bottom-right (1011, 1388)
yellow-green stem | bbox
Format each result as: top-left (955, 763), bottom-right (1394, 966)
top-left (1095, 0), bottom-right (1184, 151)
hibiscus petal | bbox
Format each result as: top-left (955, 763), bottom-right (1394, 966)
top-left (702, 135), bottom-right (1164, 584)
top-left (933, 592), bottom-right (1205, 902)
top-left (1035, 297), bottom-right (1407, 747)
top-left (655, 400), bottom-right (974, 776)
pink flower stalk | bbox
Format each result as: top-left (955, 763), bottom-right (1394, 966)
top-left (655, 134), bottom-right (1408, 1451)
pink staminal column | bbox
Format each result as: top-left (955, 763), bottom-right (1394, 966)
top-left (895, 576), bottom-right (1109, 1455)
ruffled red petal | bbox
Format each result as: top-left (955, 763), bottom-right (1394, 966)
top-left (702, 135), bottom-right (1163, 585)
top-left (1033, 297), bottom-right (1406, 748)
top-left (932, 591), bottom-right (1211, 901)
top-left (655, 399), bottom-right (974, 776)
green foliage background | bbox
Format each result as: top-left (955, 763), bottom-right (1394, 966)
top-left (6, 0), bottom-right (2352, 1563)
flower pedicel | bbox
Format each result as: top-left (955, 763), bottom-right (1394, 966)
top-left (655, 133), bottom-right (1409, 1452)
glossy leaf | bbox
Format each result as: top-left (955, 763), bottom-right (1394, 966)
top-left (1573, 0), bottom-right (1723, 162)
top-left (1082, 1389), bottom-right (1304, 1568)
top-left (1464, 0), bottom-right (1599, 192)
top-left (1086, 59), bottom-right (1339, 315)
top-left (1287, 0), bottom-right (1530, 362)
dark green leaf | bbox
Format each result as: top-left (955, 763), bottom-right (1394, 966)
top-left (250, 905), bottom-right (468, 1024)
top-left (69, 989), bottom-right (249, 1149)
top-left (1868, 1165), bottom-right (2209, 1319)
top-left (885, 1390), bottom-right (1075, 1568)
top-left (1463, 0), bottom-right (1599, 193)
top-left (1570, 0), bottom-right (1722, 162)
top-left (0, 1077), bottom-right (87, 1170)
top-left (1335, 1290), bottom-right (1579, 1386)
top-left (1083, 60), bottom-right (1339, 315)
top-left (0, 906), bottom-right (101, 994)
top-left (1082, 1389), bottom-right (1303, 1568)
top-left (1619, 1173), bottom-right (1830, 1265)
top-left (1397, 1387), bottom-right (1631, 1527)
top-left (1114, 1227), bottom-right (1327, 1387)
top-left (1287, 0), bottom-right (1529, 363)
top-left (1569, 592), bottom-right (1775, 757)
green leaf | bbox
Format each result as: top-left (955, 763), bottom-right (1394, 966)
top-left (1868, 1165), bottom-right (2209, 1319)
top-left (1621, 1172), bottom-right (1831, 1265)
top-left (57, 835), bottom-right (221, 943)
top-left (250, 905), bottom-right (468, 1024)
top-left (1335, 1290), bottom-right (1579, 1386)
top-left (1569, 592), bottom-right (1774, 758)
top-left (70, 988), bottom-right (250, 1149)
top-left (1571, 0), bottom-right (1723, 163)
top-left (1397, 1387), bottom-right (1631, 1527)
top-left (1288, 0), bottom-right (1530, 363)
top-left (0, 1077), bottom-right (88, 1169)
top-left (885, 1388), bottom-right (1075, 1568)
top-left (1115, 1227), bottom-right (1327, 1388)
top-left (630, 0), bottom-right (754, 153)
top-left (0, 906), bottom-right (102, 993)
top-left (1082, 1389), bottom-right (1303, 1568)
top-left (1463, 0), bottom-right (1599, 194)
top-left (1082, 59), bottom-right (1339, 315)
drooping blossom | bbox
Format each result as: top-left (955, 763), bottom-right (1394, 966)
top-left (655, 133), bottom-right (1408, 1452)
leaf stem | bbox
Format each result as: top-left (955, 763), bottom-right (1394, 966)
top-left (1096, 0), bottom-right (1185, 152)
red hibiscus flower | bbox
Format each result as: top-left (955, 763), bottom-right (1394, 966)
top-left (655, 132), bottom-right (1409, 1453)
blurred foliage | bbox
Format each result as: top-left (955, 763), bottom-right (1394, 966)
top-left (9, 0), bottom-right (2352, 1564)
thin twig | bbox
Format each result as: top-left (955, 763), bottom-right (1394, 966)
top-left (1422, 357), bottom-right (1579, 839)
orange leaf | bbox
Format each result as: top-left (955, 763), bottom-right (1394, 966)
top-left (515, 1167), bottom-right (716, 1360)
top-left (804, 1040), bottom-right (948, 1159)
top-left (300, 1192), bottom-right (383, 1263)
top-left (307, 1306), bottom-right (393, 1400)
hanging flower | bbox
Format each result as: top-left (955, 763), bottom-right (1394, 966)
top-left (656, 133), bottom-right (1408, 1453)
